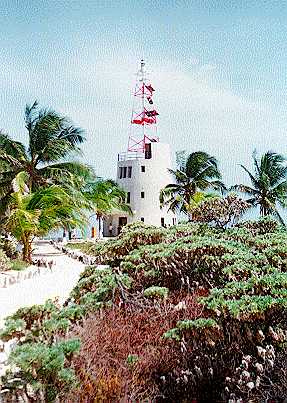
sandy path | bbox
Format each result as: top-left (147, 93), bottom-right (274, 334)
top-left (0, 242), bottom-right (85, 326)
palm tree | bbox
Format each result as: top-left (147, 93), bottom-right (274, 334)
top-left (4, 172), bottom-right (90, 262)
top-left (160, 151), bottom-right (225, 219)
top-left (233, 151), bottom-right (287, 225)
top-left (0, 101), bottom-right (91, 212)
top-left (83, 178), bottom-right (132, 237)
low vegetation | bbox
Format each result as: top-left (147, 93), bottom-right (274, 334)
top-left (1, 218), bottom-right (286, 402)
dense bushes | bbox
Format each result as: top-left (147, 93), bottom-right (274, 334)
top-left (66, 293), bottom-right (203, 402)
top-left (71, 222), bottom-right (166, 267)
top-left (1, 218), bottom-right (287, 401)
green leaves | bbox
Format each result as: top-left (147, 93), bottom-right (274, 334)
top-left (144, 286), bottom-right (169, 299)
top-left (0, 133), bottom-right (27, 163)
top-left (160, 150), bottom-right (224, 216)
top-left (70, 266), bottom-right (132, 303)
top-left (4, 184), bottom-right (89, 254)
top-left (0, 318), bottom-right (26, 341)
top-left (9, 339), bottom-right (80, 402)
top-left (72, 222), bottom-right (166, 269)
top-left (83, 177), bottom-right (132, 217)
top-left (25, 102), bottom-right (85, 163)
top-left (177, 318), bottom-right (218, 330)
top-left (163, 318), bottom-right (218, 341)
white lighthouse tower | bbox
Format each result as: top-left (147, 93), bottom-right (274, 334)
top-left (104, 60), bottom-right (176, 236)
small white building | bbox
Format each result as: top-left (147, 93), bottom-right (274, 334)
top-left (103, 141), bottom-right (177, 236)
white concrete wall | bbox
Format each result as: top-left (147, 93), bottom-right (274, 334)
top-left (104, 142), bottom-right (177, 235)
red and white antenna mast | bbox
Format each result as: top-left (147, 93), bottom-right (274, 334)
top-left (127, 60), bottom-right (159, 154)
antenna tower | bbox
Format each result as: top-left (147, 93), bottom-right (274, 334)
top-left (127, 60), bottom-right (159, 154)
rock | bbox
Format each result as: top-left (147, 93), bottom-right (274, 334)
top-left (243, 355), bottom-right (252, 363)
top-left (174, 301), bottom-right (187, 311)
top-left (255, 363), bottom-right (263, 373)
top-left (242, 370), bottom-right (250, 379)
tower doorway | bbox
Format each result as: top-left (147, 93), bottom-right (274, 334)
top-left (118, 217), bottom-right (127, 234)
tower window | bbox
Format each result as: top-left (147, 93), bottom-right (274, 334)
top-left (128, 166), bottom-right (132, 178)
top-left (123, 167), bottom-right (127, 178)
top-left (119, 167), bottom-right (123, 179)
top-left (141, 165), bottom-right (145, 172)
top-left (141, 217), bottom-right (144, 222)
top-left (161, 217), bottom-right (165, 227)
top-left (141, 191), bottom-right (145, 198)
top-left (172, 217), bottom-right (177, 225)
top-left (126, 192), bottom-right (130, 203)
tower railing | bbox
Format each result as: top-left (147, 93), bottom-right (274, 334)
top-left (118, 152), bottom-right (145, 161)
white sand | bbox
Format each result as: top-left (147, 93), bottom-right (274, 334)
top-left (0, 242), bottom-right (85, 326)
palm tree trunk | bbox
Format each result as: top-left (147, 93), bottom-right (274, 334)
top-left (22, 233), bottom-right (32, 263)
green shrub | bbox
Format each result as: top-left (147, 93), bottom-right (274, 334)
top-left (164, 318), bottom-right (218, 340)
top-left (70, 267), bottom-right (132, 303)
top-left (70, 222), bottom-right (166, 267)
top-left (9, 339), bottom-right (80, 402)
top-left (144, 286), bottom-right (169, 299)
top-left (236, 216), bottom-right (281, 235)
top-left (10, 258), bottom-right (29, 271)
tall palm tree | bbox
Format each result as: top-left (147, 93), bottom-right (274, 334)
top-left (233, 151), bottom-right (287, 224)
top-left (0, 101), bottom-right (91, 211)
top-left (160, 151), bottom-right (225, 219)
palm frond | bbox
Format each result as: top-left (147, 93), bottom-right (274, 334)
top-left (58, 125), bottom-right (85, 145)
top-left (0, 133), bottom-right (27, 162)
top-left (231, 184), bottom-right (259, 196)
top-left (240, 164), bottom-right (259, 189)
top-left (271, 208), bottom-right (285, 227)
top-left (26, 103), bottom-right (85, 164)
top-left (38, 162), bottom-right (94, 187)
top-left (186, 151), bottom-right (219, 178)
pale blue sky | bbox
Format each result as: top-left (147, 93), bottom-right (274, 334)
top-left (1, 1), bottom-right (287, 186)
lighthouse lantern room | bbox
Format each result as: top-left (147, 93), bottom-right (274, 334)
top-left (103, 60), bottom-right (177, 236)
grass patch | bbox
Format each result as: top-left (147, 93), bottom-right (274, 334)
top-left (66, 242), bottom-right (88, 250)
top-left (10, 259), bottom-right (30, 271)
